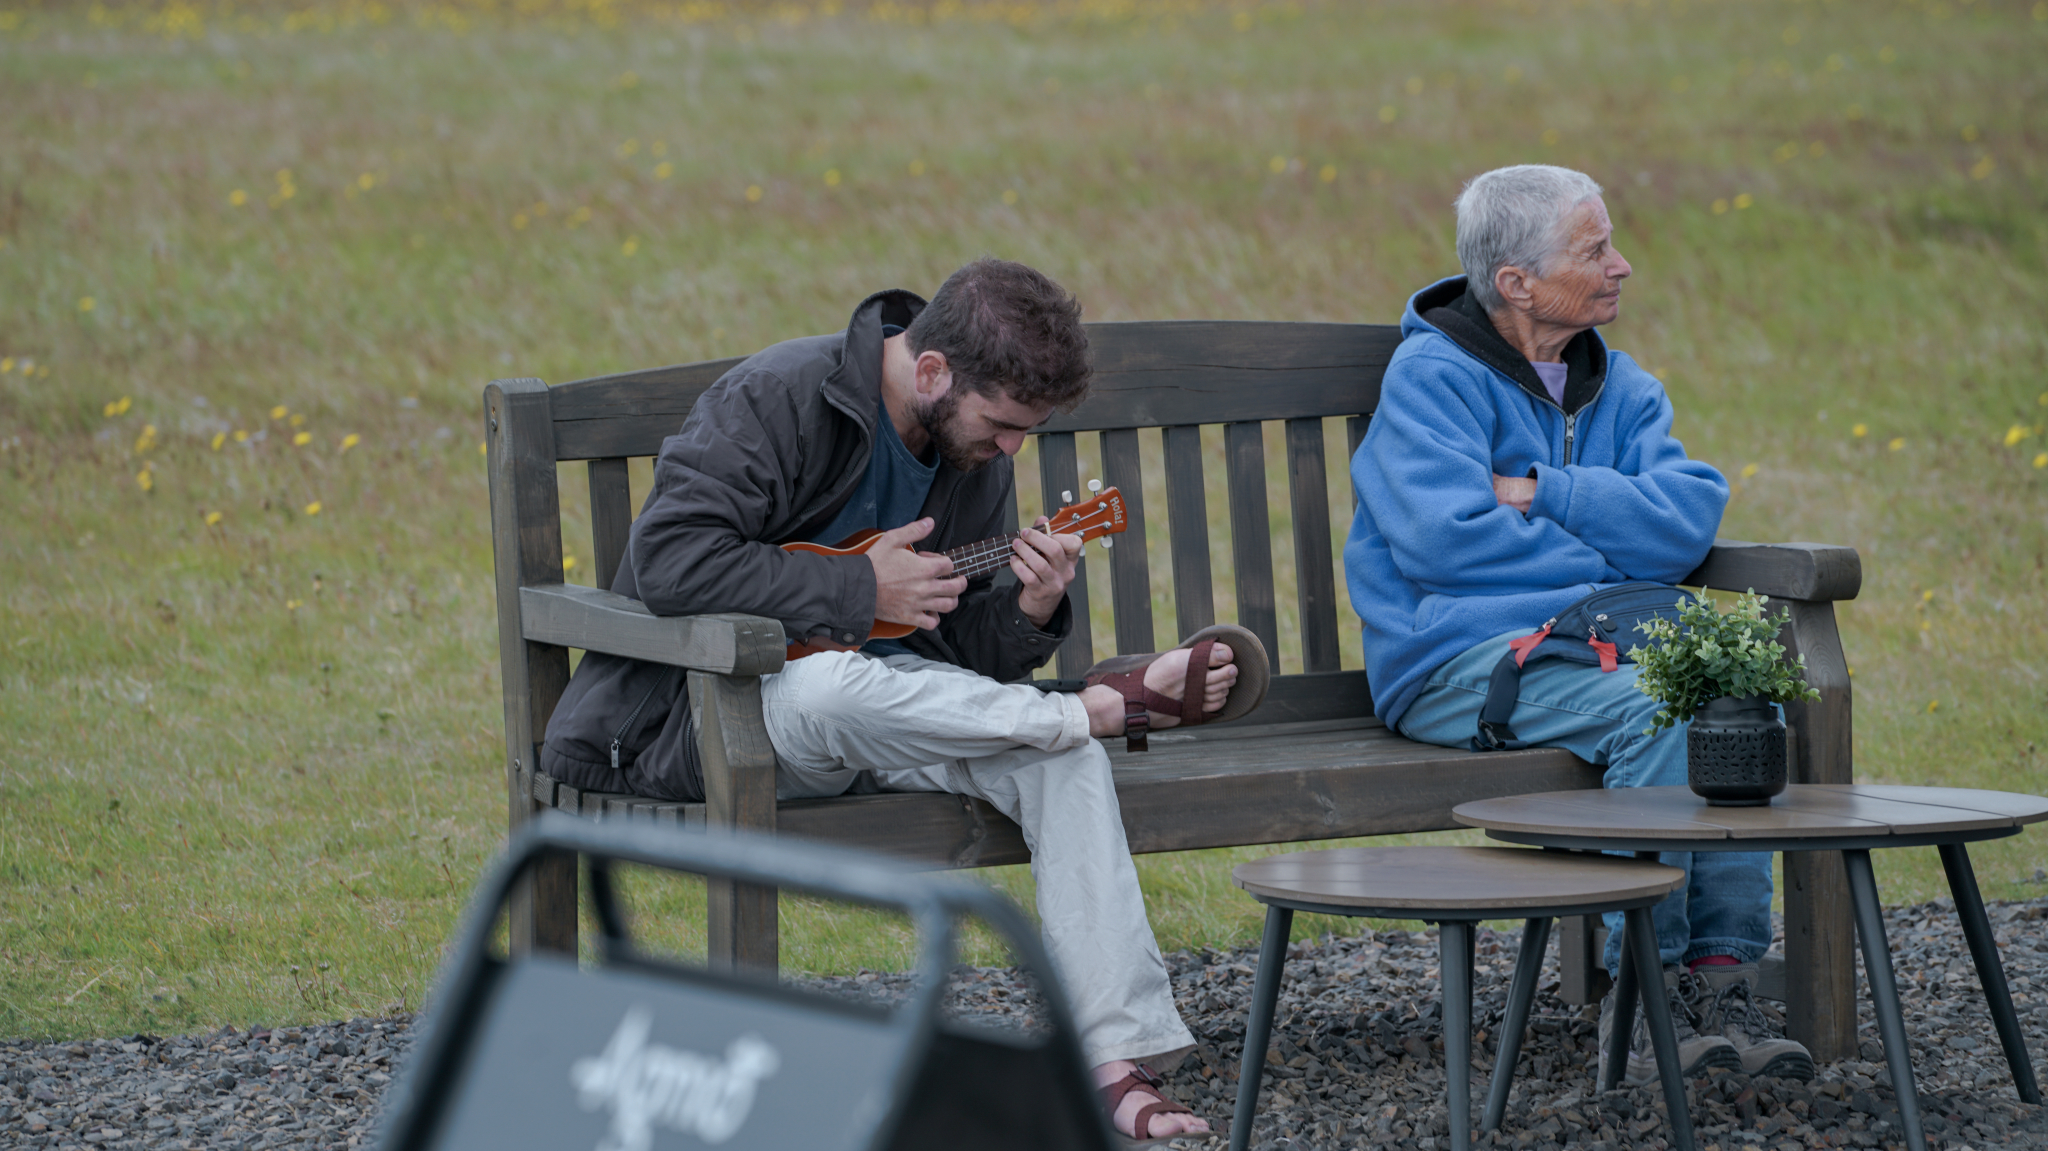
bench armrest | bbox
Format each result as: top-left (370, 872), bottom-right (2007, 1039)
top-left (1684, 540), bottom-right (1861, 602)
top-left (519, 584), bottom-right (786, 676)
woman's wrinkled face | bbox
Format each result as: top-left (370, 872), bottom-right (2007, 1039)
top-left (1523, 197), bottom-right (1632, 331)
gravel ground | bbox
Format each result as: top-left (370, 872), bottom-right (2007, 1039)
top-left (5, 895), bottom-right (2046, 1150)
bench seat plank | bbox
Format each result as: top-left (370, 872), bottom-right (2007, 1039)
top-left (774, 724), bottom-right (1598, 868)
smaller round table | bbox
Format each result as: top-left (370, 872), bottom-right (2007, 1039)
top-left (1454, 783), bottom-right (2048, 1151)
top-left (1229, 846), bottom-right (1689, 1151)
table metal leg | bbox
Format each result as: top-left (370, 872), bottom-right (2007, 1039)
top-left (1483, 917), bottom-right (1552, 1131)
top-left (1939, 841), bottom-right (2043, 1104)
top-left (1625, 905), bottom-right (1696, 1151)
top-left (1843, 848), bottom-right (1927, 1151)
top-left (1230, 905), bottom-right (1293, 1151)
top-left (1600, 912), bottom-right (1639, 1094)
top-left (1442, 919), bottom-right (1475, 1151)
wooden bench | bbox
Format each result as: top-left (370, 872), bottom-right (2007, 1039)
top-left (484, 320), bottom-right (1865, 1059)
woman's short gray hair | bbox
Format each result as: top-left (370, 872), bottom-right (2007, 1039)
top-left (1454, 165), bottom-right (1604, 312)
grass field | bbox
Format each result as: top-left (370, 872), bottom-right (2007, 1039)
top-left (2, 0), bottom-right (2045, 1041)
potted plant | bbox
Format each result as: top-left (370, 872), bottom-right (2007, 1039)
top-left (1629, 590), bottom-right (1821, 806)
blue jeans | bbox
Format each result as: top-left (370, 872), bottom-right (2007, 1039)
top-left (1396, 630), bottom-right (1773, 975)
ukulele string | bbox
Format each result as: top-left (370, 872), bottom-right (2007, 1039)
top-left (940, 505), bottom-right (1115, 579)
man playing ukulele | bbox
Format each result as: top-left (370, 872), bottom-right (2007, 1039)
top-left (544, 259), bottom-right (1266, 1141)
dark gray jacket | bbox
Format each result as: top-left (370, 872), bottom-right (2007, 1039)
top-left (539, 290), bottom-right (1073, 800)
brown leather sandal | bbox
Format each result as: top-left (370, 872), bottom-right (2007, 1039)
top-left (1098, 1063), bottom-right (1198, 1146)
top-left (1082, 623), bottom-right (1271, 752)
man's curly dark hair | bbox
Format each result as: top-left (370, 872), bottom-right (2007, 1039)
top-left (906, 258), bottom-right (1092, 413)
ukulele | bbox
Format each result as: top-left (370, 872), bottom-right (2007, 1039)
top-left (780, 481), bottom-right (1128, 659)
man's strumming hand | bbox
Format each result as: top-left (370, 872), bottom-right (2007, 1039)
top-left (869, 518), bottom-right (968, 630)
top-left (1011, 516), bottom-right (1082, 627)
top-left (1492, 473), bottom-right (1536, 515)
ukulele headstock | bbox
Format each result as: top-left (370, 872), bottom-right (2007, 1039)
top-left (1048, 480), bottom-right (1127, 548)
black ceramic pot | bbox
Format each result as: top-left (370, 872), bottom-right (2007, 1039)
top-left (1686, 694), bottom-right (1787, 806)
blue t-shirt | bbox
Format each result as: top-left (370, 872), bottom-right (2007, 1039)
top-left (809, 364), bottom-right (939, 656)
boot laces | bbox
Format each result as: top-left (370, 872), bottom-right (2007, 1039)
top-left (1701, 972), bottom-right (1776, 1041)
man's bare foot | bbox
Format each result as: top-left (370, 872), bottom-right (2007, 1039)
top-left (1081, 643), bottom-right (1239, 740)
top-left (1092, 1060), bottom-right (1210, 1141)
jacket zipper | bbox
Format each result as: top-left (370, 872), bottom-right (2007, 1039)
top-left (609, 669), bottom-right (676, 770)
top-left (1563, 411), bottom-right (1577, 468)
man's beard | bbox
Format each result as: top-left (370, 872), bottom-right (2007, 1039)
top-left (916, 387), bottom-right (999, 473)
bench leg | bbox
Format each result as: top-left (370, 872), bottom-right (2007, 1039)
top-left (1230, 905), bottom-right (1293, 1151)
top-left (1484, 916), bottom-right (1551, 1132)
top-left (507, 761), bottom-right (577, 957)
top-left (1780, 597), bottom-right (1858, 1063)
top-left (691, 671), bottom-right (780, 975)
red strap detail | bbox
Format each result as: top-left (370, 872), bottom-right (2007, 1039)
top-left (1590, 638), bottom-right (1619, 673)
top-left (1508, 625), bottom-right (1552, 668)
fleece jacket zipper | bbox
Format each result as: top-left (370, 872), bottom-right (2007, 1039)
top-left (609, 668), bottom-right (677, 770)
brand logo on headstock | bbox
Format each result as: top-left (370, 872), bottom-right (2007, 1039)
top-left (570, 1007), bottom-right (782, 1150)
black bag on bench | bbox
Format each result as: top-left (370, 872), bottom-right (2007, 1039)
top-left (1473, 582), bottom-right (1701, 752)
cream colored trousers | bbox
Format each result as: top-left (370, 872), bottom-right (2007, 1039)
top-left (758, 650), bottom-right (1196, 1069)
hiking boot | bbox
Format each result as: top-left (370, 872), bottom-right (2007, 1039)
top-left (1597, 965), bottom-right (1741, 1088)
top-left (1689, 963), bottom-right (1816, 1081)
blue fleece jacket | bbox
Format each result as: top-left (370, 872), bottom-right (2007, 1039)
top-left (1345, 276), bottom-right (1729, 728)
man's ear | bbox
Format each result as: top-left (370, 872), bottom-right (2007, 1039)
top-left (913, 349), bottom-right (953, 400)
top-left (1494, 264), bottom-right (1534, 310)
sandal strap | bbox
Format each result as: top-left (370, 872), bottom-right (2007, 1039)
top-left (1177, 638), bottom-right (1217, 728)
top-left (1098, 1065), bottom-right (1191, 1141)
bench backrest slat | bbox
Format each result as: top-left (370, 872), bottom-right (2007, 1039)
top-left (1284, 417), bottom-right (1343, 674)
top-left (1161, 425), bottom-right (1217, 641)
top-left (536, 319), bottom-right (1397, 702)
top-left (1223, 420), bottom-right (1282, 662)
top-left (588, 457), bottom-right (633, 592)
top-left (1099, 427), bottom-right (1156, 655)
top-left (1034, 430), bottom-right (1095, 676)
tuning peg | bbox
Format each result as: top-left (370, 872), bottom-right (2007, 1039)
top-left (1087, 479), bottom-right (1103, 493)
top-left (1099, 536), bottom-right (1113, 550)
top-left (1062, 490), bottom-right (1073, 503)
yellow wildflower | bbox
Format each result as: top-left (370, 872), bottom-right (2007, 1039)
top-left (654, 161), bottom-right (673, 180)
top-left (1319, 164), bottom-right (1338, 184)
top-left (2034, 453), bottom-right (2047, 469)
top-left (478, 441), bottom-right (488, 456)
top-left (824, 169), bottom-right (842, 187)
top-left (1268, 156), bottom-right (1287, 174)
top-left (229, 189), bottom-right (248, 206)
top-left (563, 555), bottom-right (578, 572)
top-left (1540, 128), bottom-right (1559, 146)
top-left (1382, 106), bottom-right (1401, 125)
top-left (303, 501), bottom-right (322, 516)
top-left (136, 468), bottom-right (153, 492)
top-left (288, 413), bottom-right (305, 427)
top-left (1851, 424), bottom-right (1868, 438)
top-left (204, 510), bottom-right (223, 526)
top-left (287, 599), bottom-right (303, 610)
top-left (621, 237), bottom-right (640, 257)
top-left (78, 296), bottom-right (96, 313)
top-left (2006, 425), bottom-right (2029, 447)
top-left (135, 425), bottom-right (158, 453)
top-left (292, 431), bottom-right (312, 446)
top-left (211, 431), bottom-right (226, 450)
top-left (1002, 189), bottom-right (1019, 205)
top-left (1926, 700), bottom-right (1939, 713)
top-left (340, 433), bottom-right (361, 452)
top-left (1740, 463), bottom-right (1759, 479)
top-left (270, 405), bottom-right (287, 420)
top-left (1711, 199), bottom-right (1729, 215)
top-left (357, 172), bottom-right (375, 191)
top-left (1888, 437), bottom-right (1906, 451)
top-left (233, 429), bottom-right (249, 443)
top-left (745, 185), bottom-right (764, 203)
top-left (1734, 193), bottom-right (1754, 210)
top-left (908, 159), bottom-right (926, 177)
top-left (0, 359), bottom-right (11, 373)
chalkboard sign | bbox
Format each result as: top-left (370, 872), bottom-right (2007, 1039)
top-left (377, 815), bottom-right (1116, 1151)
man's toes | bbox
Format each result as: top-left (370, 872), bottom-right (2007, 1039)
top-left (1208, 641), bottom-right (1235, 668)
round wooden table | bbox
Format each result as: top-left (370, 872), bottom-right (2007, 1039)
top-left (1453, 783), bottom-right (2048, 1151)
top-left (1229, 846), bottom-right (1689, 1151)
